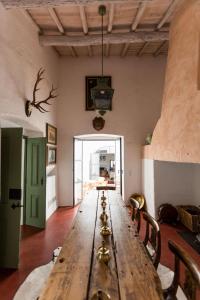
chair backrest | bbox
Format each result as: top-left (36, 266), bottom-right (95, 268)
top-left (143, 212), bottom-right (161, 269)
top-left (163, 240), bottom-right (200, 300)
top-left (129, 197), bottom-right (141, 233)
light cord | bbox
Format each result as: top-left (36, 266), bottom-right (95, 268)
top-left (101, 12), bottom-right (104, 77)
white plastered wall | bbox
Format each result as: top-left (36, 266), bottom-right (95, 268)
top-left (142, 159), bottom-right (200, 219)
top-left (57, 56), bottom-right (166, 206)
top-left (0, 3), bottom-right (59, 219)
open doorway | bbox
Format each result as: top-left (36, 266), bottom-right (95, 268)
top-left (73, 134), bottom-right (124, 205)
top-left (0, 117), bottom-right (46, 269)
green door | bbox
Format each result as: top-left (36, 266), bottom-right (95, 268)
top-left (26, 138), bottom-right (46, 228)
top-left (0, 128), bottom-right (23, 268)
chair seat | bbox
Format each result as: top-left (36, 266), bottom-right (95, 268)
top-left (157, 263), bottom-right (187, 300)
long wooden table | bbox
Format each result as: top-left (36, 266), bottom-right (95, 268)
top-left (39, 190), bottom-right (163, 300)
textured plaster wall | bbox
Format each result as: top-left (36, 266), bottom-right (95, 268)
top-left (144, 0), bottom-right (200, 163)
top-left (0, 3), bottom-right (59, 132)
top-left (57, 56), bottom-right (166, 206)
top-left (0, 4), bottom-right (59, 218)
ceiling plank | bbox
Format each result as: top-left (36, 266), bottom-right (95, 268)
top-left (2, 0), bottom-right (153, 9)
top-left (108, 3), bottom-right (115, 33)
top-left (131, 2), bottom-right (147, 31)
top-left (137, 41), bottom-right (149, 56)
top-left (79, 5), bottom-right (88, 35)
top-left (153, 40), bottom-right (167, 56)
top-left (120, 43), bottom-right (129, 57)
top-left (20, 9), bottom-right (41, 32)
top-left (39, 31), bottom-right (168, 47)
top-left (87, 45), bottom-right (93, 56)
top-left (105, 43), bottom-right (110, 56)
top-left (48, 7), bottom-right (64, 33)
top-left (157, 0), bottom-right (180, 30)
top-left (69, 46), bottom-right (78, 57)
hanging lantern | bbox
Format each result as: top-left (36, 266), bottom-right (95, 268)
top-left (91, 5), bottom-right (114, 116)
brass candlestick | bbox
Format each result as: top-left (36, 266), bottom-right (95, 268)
top-left (100, 211), bottom-right (108, 225)
top-left (91, 290), bottom-right (111, 300)
top-left (101, 200), bottom-right (107, 208)
top-left (100, 225), bottom-right (112, 236)
top-left (97, 240), bottom-right (111, 263)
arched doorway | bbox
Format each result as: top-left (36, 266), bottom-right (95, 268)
top-left (73, 134), bottom-right (124, 205)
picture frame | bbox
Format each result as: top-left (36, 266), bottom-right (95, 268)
top-left (46, 123), bottom-right (57, 145)
top-left (85, 76), bottom-right (112, 111)
top-left (47, 146), bottom-right (57, 165)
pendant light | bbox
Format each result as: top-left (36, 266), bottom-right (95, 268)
top-left (91, 5), bottom-right (114, 116)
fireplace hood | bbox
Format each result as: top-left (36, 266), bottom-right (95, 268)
top-left (143, 0), bottom-right (200, 164)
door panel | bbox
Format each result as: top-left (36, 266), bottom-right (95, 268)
top-left (0, 128), bottom-right (23, 268)
top-left (26, 138), bottom-right (46, 228)
top-left (115, 138), bottom-right (122, 195)
top-left (73, 138), bottom-right (83, 205)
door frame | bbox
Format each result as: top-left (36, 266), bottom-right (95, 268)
top-left (73, 135), bottom-right (124, 204)
top-left (22, 136), bottom-right (27, 225)
top-left (73, 137), bottom-right (83, 207)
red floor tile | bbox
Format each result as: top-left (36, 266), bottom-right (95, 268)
top-left (0, 206), bottom-right (78, 300)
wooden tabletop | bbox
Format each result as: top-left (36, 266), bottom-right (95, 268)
top-left (39, 190), bottom-right (163, 300)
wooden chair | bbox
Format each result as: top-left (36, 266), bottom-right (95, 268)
top-left (129, 197), bottom-right (141, 233)
top-left (143, 211), bottom-right (161, 269)
top-left (163, 240), bottom-right (200, 300)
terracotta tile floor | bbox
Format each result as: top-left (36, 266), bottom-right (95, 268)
top-left (0, 206), bottom-right (200, 300)
top-left (0, 206), bottom-right (78, 300)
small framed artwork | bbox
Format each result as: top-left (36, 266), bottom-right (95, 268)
top-left (85, 76), bottom-right (112, 111)
top-left (47, 147), bottom-right (57, 165)
top-left (46, 123), bottom-right (57, 145)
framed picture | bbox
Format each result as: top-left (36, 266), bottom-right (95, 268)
top-left (47, 147), bottom-right (56, 165)
top-left (85, 76), bottom-right (112, 111)
top-left (46, 123), bottom-right (57, 145)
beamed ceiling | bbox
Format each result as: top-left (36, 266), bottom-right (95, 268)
top-left (1, 0), bottom-right (184, 57)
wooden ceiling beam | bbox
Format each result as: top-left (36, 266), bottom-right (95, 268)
top-left (87, 45), bottom-right (93, 56)
top-left (120, 43), bottom-right (130, 57)
top-left (69, 46), bottom-right (78, 57)
top-left (157, 0), bottom-right (180, 30)
top-left (20, 9), bottom-right (41, 32)
top-left (2, 0), bottom-right (153, 9)
top-left (108, 3), bottom-right (115, 33)
top-left (48, 7), bottom-right (65, 33)
top-left (39, 31), bottom-right (168, 47)
top-left (79, 5), bottom-right (88, 35)
top-left (153, 40), bottom-right (167, 56)
top-left (131, 2), bottom-right (147, 31)
top-left (137, 41), bottom-right (149, 56)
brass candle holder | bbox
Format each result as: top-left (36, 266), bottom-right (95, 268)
top-left (100, 210), bottom-right (108, 225)
top-left (91, 290), bottom-right (111, 300)
top-left (101, 200), bottom-right (107, 208)
top-left (100, 224), bottom-right (112, 236)
top-left (97, 240), bottom-right (111, 264)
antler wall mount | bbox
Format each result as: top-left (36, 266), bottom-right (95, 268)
top-left (25, 68), bottom-right (57, 117)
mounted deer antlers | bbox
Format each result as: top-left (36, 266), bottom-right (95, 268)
top-left (25, 68), bottom-right (57, 117)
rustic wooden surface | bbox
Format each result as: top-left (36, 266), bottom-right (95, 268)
top-left (39, 189), bottom-right (163, 300)
top-left (0, 0), bottom-right (180, 57)
top-left (108, 190), bottom-right (163, 300)
top-left (39, 190), bottom-right (98, 300)
top-left (88, 191), bottom-right (120, 299)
